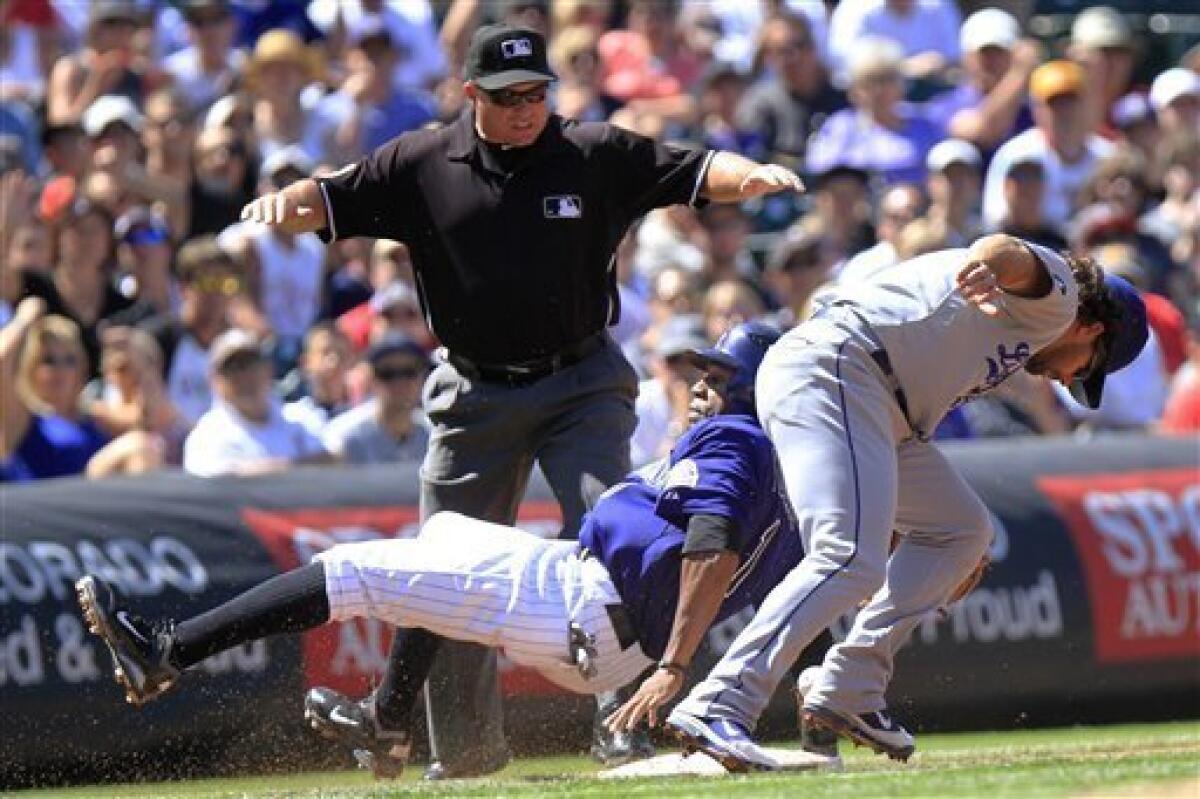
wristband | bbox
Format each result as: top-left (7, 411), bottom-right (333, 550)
top-left (658, 660), bottom-right (688, 677)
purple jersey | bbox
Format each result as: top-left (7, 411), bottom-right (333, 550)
top-left (578, 414), bottom-right (804, 660)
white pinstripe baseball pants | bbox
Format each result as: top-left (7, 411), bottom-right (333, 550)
top-left (315, 511), bottom-right (654, 694)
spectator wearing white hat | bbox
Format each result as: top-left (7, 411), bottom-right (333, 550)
top-left (1068, 7), bottom-right (1138, 133)
top-left (83, 95), bottom-right (187, 218)
top-left (827, 0), bottom-right (961, 87)
top-left (925, 138), bottom-right (982, 247)
top-left (926, 7), bottom-right (1039, 157)
top-left (183, 328), bottom-right (332, 476)
top-left (1149, 68), bottom-right (1200, 138)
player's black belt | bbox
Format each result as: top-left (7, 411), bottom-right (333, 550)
top-left (446, 332), bottom-right (607, 387)
top-left (578, 546), bottom-right (640, 651)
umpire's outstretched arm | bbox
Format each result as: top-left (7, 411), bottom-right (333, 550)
top-left (240, 177), bottom-right (328, 234)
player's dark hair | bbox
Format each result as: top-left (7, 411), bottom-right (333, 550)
top-left (1068, 253), bottom-right (1123, 335)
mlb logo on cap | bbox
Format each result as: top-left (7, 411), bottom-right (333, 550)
top-left (544, 195), bottom-right (582, 218)
top-left (501, 38), bottom-right (533, 58)
top-left (465, 23), bottom-right (557, 90)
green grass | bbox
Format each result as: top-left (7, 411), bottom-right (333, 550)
top-left (14, 721), bottom-right (1200, 799)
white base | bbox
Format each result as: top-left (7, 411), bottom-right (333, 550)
top-left (599, 748), bottom-right (842, 778)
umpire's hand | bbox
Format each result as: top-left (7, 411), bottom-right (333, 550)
top-left (240, 178), bottom-right (327, 235)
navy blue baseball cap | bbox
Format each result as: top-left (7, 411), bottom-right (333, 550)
top-left (689, 321), bottom-right (781, 405)
top-left (464, 24), bottom-right (556, 90)
top-left (367, 332), bottom-right (429, 369)
top-left (1070, 273), bottom-right (1148, 409)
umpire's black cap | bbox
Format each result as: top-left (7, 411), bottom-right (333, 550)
top-left (464, 24), bottom-right (556, 90)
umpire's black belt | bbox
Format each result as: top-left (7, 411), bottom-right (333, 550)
top-left (812, 301), bottom-right (916, 435)
top-left (578, 546), bottom-right (640, 651)
top-left (447, 332), bottom-right (606, 387)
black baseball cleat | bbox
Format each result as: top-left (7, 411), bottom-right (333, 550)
top-left (801, 703), bottom-right (915, 762)
top-left (304, 687), bottom-right (412, 779)
top-left (591, 696), bottom-right (655, 766)
top-left (75, 575), bottom-right (179, 706)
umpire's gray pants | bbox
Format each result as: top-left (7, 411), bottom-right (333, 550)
top-left (419, 335), bottom-right (637, 768)
top-left (674, 316), bottom-right (992, 728)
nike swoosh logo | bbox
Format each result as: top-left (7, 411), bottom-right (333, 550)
top-left (115, 611), bottom-right (150, 646)
top-left (328, 707), bottom-right (358, 728)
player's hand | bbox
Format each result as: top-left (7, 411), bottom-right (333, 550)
top-left (604, 666), bottom-right (685, 733)
top-left (240, 191), bottom-right (316, 233)
top-left (956, 259), bottom-right (1004, 317)
top-left (738, 164), bottom-right (805, 199)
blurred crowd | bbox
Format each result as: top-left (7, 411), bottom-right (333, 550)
top-left (0, 0), bottom-right (1197, 483)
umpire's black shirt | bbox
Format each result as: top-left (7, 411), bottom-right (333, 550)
top-left (317, 110), bottom-right (713, 365)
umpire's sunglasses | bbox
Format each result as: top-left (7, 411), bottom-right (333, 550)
top-left (482, 83), bottom-right (549, 108)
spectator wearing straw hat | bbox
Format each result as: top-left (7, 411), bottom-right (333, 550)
top-left (244, 28), bottom-right (325, 164)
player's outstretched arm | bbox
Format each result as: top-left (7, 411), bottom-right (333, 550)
top-left (605, 546), bottom-right (738, 733)
top-left (240, 177), bottom-right (328, 235)
top-left (700, 151), bottom-right (805, 204)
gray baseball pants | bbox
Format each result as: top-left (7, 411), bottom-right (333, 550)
top-left (419, 335), bottom-right (637, 769)
top-left (673, 315), bottom-right (992, 727)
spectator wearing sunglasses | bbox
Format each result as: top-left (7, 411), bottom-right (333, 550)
top-left (322, 332), bottom-right (430, 465)
top-left (142, 236), bottom-right (243, 425)
top-left (0, 298), bottom-right (110, 481)
top-left (240, 22), bottom-right (804, 778)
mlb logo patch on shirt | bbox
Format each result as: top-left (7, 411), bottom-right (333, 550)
top-left (544, 195), bottom-right (583, 219)
top-left (665, 458), bottom-right (700, 489)
top-left (501, 38), bottom-right (533, 58)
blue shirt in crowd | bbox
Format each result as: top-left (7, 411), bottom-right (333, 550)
top-left (0, 414), bottom-right (109, 482)
top-left (806, 104), bottom-right (945, 185)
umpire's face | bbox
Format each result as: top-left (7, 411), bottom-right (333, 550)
top-left (466, 79), bottom-right (552, 148)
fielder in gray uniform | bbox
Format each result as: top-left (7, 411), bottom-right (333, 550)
top-left (664, 234), bottom-right (1149, 769)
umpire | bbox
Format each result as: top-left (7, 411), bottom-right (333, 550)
top-left (242, 23), bottom-right (804, 779)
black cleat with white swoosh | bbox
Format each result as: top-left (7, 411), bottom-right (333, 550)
top-left (76, 574), bottom-right (179, 706)
top-left (304, 687), bottom-right (412, 779)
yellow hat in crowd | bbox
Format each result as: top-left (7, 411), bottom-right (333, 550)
top-left (246, 29), bottom-right (324, 89)
top-left (1030, 60), bottom-right (1085, 103)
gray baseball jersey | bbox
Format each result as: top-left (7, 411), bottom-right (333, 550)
top-left (818, 242), bottom-right (1078, 437)
top-left (674, 239), bottom-right (1076, 730)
